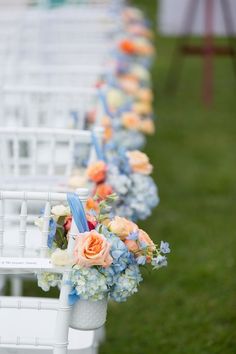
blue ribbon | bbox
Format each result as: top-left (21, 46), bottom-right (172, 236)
top-left (67, 193), bottom-right (89, 233)
top-left (98, 90), bottom-right (114, 119)
top-left (91, 131), bottom-right (106, 162)
top-left (70, 110), bottom-right (79, 128)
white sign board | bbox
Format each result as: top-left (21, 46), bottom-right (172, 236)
top-left (158, 0), bottom-right (236, 36)
top-left (0, 257), bottom-right (53, 269)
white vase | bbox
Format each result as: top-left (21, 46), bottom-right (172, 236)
top-left (70, 297), bottom-right (108, 330)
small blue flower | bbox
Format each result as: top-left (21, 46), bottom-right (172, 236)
top-left (160, 241), bottom-right (171, 254)
top-left (136, 256), bottom-right (146, 265)
top-left (126, 230), bottom-right (139, 241)
top-left (68, 288), bottom-right (80, 305)
top-left (139, 241), bottom-right (148, 250)
top-left (152, 255), bottom-right (168, 269)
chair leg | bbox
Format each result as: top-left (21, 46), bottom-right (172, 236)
top-left (0, 275), bottom-right (6, 294)
top-left (10, 276), bottom-right (23, 296)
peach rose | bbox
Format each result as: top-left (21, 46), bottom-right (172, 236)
top-left (139, 119), bottom-right (155, 135)
top-left (95, 183), bottom-right (113, 200)
top-left (125, 229), bottom-right (155, 262)
top-left (136, 89), bottom-right (153, 103)
top-left (132, 102), bottom-right (153, 116)
top-left (86, 161), bottom-right (107, 183)
top-left (118, 76), bottom-right (139, 95)
top-left (122, 112), bottom-right (141, 130)
top-left (138, 229), bottom-right (155, 252)
top-left (109, 216), bottom-right (138, 241)
top-left (126, 150), bottom-right (153, 175)
top-left (127, 25), bottom-right (154, 39)
top-left (124, 239), bottom-right (139, 253)
top-left (134, 39), bottom-right (155, 57)
top-left (74, 230), bottom-right (112, 268)
top-left (102, 116), bottom-right (113, 142)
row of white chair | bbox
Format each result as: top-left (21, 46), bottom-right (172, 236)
top-left (0, 1), bottom-right (126, 352)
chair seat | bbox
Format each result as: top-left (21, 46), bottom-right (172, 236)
top-left (0, 296), bottom-right (95, 353)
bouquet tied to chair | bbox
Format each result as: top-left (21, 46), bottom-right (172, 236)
top-left (35, 193), bottom-right (170, 330)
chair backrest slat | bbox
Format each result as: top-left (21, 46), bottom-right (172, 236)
top-left (0, 127), bottom-right (102, 190)
top-left (19, 199), bottom-right (27, 256)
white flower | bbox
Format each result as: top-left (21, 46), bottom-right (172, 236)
top-left (37, 272), bottom-right (62, 291)
top-left (51, 204), bottom-right (70, 217)
top-left (51, 248), bottom-right (73, 266)
top-left (34, 217), bottom-right (44, 231)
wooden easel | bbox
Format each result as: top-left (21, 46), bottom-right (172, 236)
top-left (165, 0), bottom-right (236, 106)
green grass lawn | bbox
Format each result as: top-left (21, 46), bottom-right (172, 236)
top-left (100, 1), bottom-right (236, 353)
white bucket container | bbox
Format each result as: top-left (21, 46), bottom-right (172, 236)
top-left (70, 297), bottom-right (108, 330)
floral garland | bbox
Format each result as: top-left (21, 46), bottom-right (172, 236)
top-left (86, 150), bottom-right (159, 221)
top-left (35, 195), bottom-right (169, 303)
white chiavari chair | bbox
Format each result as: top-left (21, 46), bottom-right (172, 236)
top-left (0, 126), bottom-right (102, 296)
top-left (0, 189), bottom-right (101, 354)
top-left (0, 85), bottom-right (100, 129)
top-left (0, 126), bottom-right (103, 192)
top-left (3, 64), bottom-right (109, 88)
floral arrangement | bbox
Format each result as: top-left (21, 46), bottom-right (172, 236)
top-left (86, 150), bottom-right (159, 221)
top-left (36, 195), bottom-right (169, 303)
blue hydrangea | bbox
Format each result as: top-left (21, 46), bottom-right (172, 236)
top-left (70, 267), bottom-right (108, 301)
top-left (110, 265), bottom-right (143, 302)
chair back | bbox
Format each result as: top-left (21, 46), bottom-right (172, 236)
top-left (0, 126), bottom-right (103, 190)
top-left (0, 85), bottom-right (99, 129)
top-left (0, 188), bottom-right (89, 352)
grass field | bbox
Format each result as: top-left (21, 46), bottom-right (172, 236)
top-left (100, 1), bottom-right (236, 353)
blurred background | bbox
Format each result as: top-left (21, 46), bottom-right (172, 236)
top-left (100, 1), bottom-right (236, 353)
top-left (2, 0), bottom-right (235, 353)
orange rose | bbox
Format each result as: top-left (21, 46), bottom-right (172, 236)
top-left (74, 230), bottom-right (112, 268)
top-left (95, 183), bottom-right (113, 200)
top-left (126, 150), bottom-right (153, 175)
top-left (86, 161), bottom-right (107, 183)
top-left (119, 39), bottom-right (136, 55)
top-left (139, 119), bottom-right (155, 135)
top-left (86, 197), bottom-right (99, 213)
top-left (121, 112), bottom-right (141, 130)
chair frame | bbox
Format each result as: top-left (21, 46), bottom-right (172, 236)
top-left (0, 188), bottom-right (88, 353)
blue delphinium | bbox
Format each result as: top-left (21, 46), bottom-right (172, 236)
top-left (47, 218), bottom-right (57, 248)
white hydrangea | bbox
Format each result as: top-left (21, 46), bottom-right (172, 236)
top-left (37, 272), bottom-right (62, 292)
top-left (113, 130), bottom-right (146, 150)
top-left (107, 166), bottom-right (132, 195)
